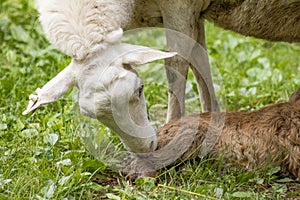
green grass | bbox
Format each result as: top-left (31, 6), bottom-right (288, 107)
top-left (1, 0), bottom-right (300, 199)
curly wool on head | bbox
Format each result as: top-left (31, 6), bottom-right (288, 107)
top-left (36, 0), bottom-right (133, 60)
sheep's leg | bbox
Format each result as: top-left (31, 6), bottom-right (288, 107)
top-left (157, 0), bottom-right (204, 122)
top-left (190, 20), bottom-right (219, 112)
top-left (164, 56), bottom-right (189, 122)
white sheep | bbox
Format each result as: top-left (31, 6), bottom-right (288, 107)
top-left (23, 43), bottom-right (176, 153)
top-left (36, 0), bottom-right (300, 123)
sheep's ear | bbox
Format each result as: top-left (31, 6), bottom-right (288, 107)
top-left (121, 45), bottom-right (177, 66)
top-left (23, 62), bottom-right (75, 115)
top-left (289, 87), bottom-right (300, 103)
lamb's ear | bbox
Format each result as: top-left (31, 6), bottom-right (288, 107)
top-left (23, 62), bottom-right (75, 115)
top-left (121, 45), bottom-right (177, 66)
top-left (289, 87), bottom-right (300, 103)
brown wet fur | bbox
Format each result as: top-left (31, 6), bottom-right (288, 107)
top-left (128, 88), bottom-right (300, 180)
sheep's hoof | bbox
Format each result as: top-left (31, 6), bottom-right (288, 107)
top-left (125, 171), bottom-right (157, 182)
top-left (125, 172), bottom-right (139, 181)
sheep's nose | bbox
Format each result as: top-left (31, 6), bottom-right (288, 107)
top-left (23, 93), bottom-right (40, 115)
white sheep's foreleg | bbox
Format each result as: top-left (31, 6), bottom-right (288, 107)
top-left (190, 20), bottom-right (219, 112)
top-left (157, 0), bottom-right (215, 121)
top-left (159, 1), bottom-right (196, 122)
top-left (164, 56), bottom-right (189, 122)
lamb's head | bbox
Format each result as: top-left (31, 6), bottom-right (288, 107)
top-left (23, 43), bottom-right (176, 153)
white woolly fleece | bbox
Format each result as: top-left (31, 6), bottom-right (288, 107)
top-left (36, 0), bottom-right (127, 60)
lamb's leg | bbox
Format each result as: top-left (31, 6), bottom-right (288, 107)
top-left (190, 20), bottom-right (219, 112)
top-left (157, 0), bottom-right (204, 122)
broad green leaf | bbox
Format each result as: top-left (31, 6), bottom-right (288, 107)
top-left (231, 191), bottom-right (252, 198)
top-left (135, 177), bottom-right (156, 191)
top-left (58, 175), bottom-right (71, 186)
top-left (267, 166), bottom-right (281, 176)
top-left (16, 118), bottom-right (25, 131)
top-left (106, 193), bottom-right (121, 200)
top-left (214, 187), bottom-right (223, 197)
top-left (10, 25), bottom-right (30, 43)
top-left (0, 124), bottom-right (7, 130)
top-left (40, 180), bottom-right (56, 199)
top-left (21, 128), bottom-right (38, 138)
top-left (44, 133), bottom-right (59, 146)
top-left (56, 159), bottom-right (72, 167)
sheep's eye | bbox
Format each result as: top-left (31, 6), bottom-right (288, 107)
top-left (138, 84), bottom-right (144, 98)
top-left (132, 84), bottom-right (144, 101)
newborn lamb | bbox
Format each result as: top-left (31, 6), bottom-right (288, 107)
top-left (129, 88), bottom-right (300, 180)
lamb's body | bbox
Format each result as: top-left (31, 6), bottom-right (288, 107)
top-left (129, 90), bottom-right (300, 180)
top-left (158, 105), bottom-right (300, 178)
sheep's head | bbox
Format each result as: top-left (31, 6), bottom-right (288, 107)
top-left (23, 43), bottom-right (176, 153)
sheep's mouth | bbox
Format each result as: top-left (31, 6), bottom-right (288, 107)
top-left (22, 94), bottom-right (40, 115)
